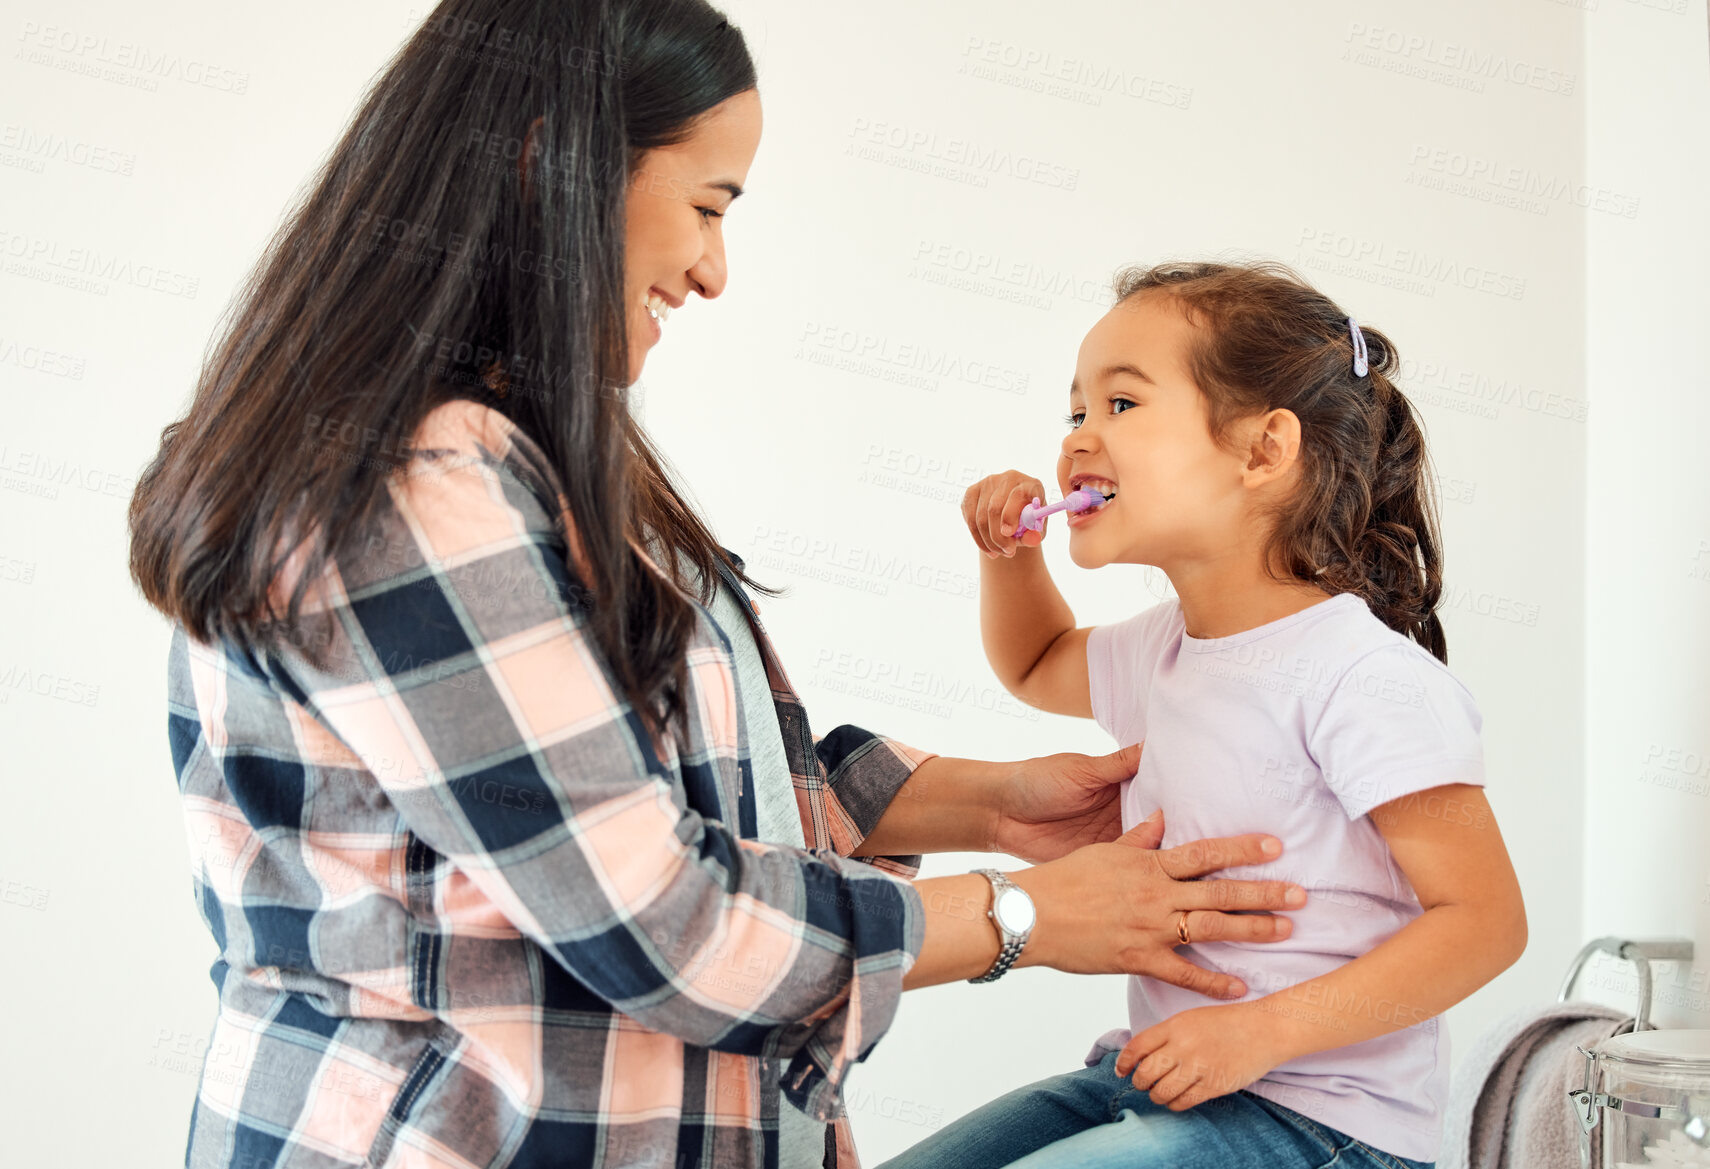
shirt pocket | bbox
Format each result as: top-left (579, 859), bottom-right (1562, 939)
top-left (363, 1039), bottom-right (449, 1167)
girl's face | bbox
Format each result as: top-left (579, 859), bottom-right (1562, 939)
top-left (1057, 293), bottom-right (1263, 572)
top-left (622, 88), bottom-right (763, 384)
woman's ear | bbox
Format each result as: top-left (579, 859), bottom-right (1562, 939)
top-left (517, 115), bottom-right (545, 203)
top-left (1242, 408), bottom-right (1304, 483)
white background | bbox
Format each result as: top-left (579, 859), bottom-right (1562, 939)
top-left (1, 0), bottom-right (1706, 1164)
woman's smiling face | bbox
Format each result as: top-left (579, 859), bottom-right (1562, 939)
top-left (1056, 293), bottom-right (1255, 571)
top-left (622, 88), bottom-right (763, 384)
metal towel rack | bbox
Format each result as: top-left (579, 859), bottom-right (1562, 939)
top-left (1557, 936), bottom-right (1696, 1032)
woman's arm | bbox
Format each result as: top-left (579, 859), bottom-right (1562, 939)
top-left (902, 818), bottom-right (1310, 994)
top-left (852, 746), bottom-right (1141, 862)
top-left (848, 755), bottom-right (993, 856)
top-left (1114, 783), bottom-right (1526, 1110)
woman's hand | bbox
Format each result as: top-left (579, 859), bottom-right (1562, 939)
top-left (990, 743), bottom-right (1143, 862)
top-left (963, 469), bottom-right (1050, 558)
top-left (1115, 1002), bottom-right (1288, 1111)
top-left (1008, 821), bottom-right (1305, 998)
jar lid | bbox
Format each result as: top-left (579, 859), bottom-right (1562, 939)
top-left (1594, 1029), bottom-right (1710, 1070)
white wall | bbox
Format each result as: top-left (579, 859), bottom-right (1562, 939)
top-left (0, 1), bottom-right (1686, 1165)
top-left (1579, 0), bottom-right (1710, 1031)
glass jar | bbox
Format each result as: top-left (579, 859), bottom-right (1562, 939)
top-left (1571, 1029), bottom-right (1710, 1168)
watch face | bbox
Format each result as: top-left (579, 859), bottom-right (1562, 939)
top-left (994, 886), bottom-right (1036, 934)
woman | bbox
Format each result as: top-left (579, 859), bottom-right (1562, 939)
top-left (128, 3), bottom-right (1305, 1167)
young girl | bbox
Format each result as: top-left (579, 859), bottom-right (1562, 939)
top-left (879, 261), bottom-right (1526, 1169)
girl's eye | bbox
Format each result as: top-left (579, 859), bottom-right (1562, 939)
top-left (698, 206), bottom-right (724, 220)
top-left (1062, 399), bottom-right (1135, 429)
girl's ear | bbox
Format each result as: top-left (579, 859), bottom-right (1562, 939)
top-left (1242, 408), bottom-right (1304, 482)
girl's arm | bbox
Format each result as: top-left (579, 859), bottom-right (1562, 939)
top-left (1114, 782), bottom-right (1527, 1110)
top-left (1248, 782), bottom-right (1525, 1053)
top-left (963, 469), bottom-right (1095, 717)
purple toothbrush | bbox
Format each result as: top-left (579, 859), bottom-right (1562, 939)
top-left (1012, 489), bottom-right (1107, 538)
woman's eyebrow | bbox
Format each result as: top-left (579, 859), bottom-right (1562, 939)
top-left (707, 180), bottom-right (745, 199)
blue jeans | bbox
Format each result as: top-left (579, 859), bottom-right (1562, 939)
top-left (876, 1050), bottom-right (1434, 1169)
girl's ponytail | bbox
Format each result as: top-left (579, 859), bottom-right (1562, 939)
top-left (1351, 333), bottom-right (1446, 661)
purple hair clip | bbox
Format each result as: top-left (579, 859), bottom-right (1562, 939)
top-left (1348, 317), bottom-right (1369, 377)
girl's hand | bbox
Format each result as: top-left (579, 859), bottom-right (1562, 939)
top-left (1114, 1003), bottom-right (1291, 1111)
top-left (963, 470), bottom-right (1049, 558)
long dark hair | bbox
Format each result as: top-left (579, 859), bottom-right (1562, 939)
top-left (1115, 260), bottom-right (1447, 662)
top-left (128, 0), bottom-right (775, 736)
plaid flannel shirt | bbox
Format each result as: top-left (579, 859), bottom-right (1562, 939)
top-left (167, 399), bottom-right (933, 1169)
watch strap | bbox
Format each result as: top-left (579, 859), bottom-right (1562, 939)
top-left (968, 868), bottom-right (1031, 984)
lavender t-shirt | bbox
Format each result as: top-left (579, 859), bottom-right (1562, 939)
top-left (1083, 591), bottom-right (1485, 1162)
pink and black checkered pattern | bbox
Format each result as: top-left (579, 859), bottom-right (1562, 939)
top-left (167, 400), bottom-right (933, 1168)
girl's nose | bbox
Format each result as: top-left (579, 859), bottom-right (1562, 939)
top-left (1062, 423), bottom-right (1096, 458)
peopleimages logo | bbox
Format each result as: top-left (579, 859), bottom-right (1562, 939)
top-left (956, 35), bottom-right (1193, 111)
top-left (0, 663), bottom-right (100, 707)
top-left (750, 525), bottom-right (977, 601)
top-left (15, 21), bottom-right (251, 94)
top-left (1342, 23), bottom-right (1576, 96)
top-left (1295, 228), bottom-right (1526, 302)
top-left (0, 333), bottom-right (86, 380)
top-left (1395, 354), bottom-right (1587, 423)
top-left (0, 123), bottom-right (136, 175)
top-left (809, 648), bottom-right (1041, 723)
top-left (0, 229), bottom-right (199, 299)
top-left (910, 238), bottom-right (1111, 311)
top-left (847, 118), bottom-right (1081, 191)
top-left (0, 443), bottom-right (135, 501)
top-left (1406, 144), bottom-right (1640, 220)
top-left (796, 321), bottom-right (1030, 395)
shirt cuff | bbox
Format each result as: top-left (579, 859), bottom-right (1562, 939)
top-left (1335, 757), bottom-right (1485, 820)
top-left (779, 872), bottom-right (927, 1121)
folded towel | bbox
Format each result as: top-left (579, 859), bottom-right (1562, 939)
top-left (1440, 1000), bottom-right (1631, 1169)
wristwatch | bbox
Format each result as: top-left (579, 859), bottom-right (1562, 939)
top-left (968, 868), bottom-right (1036, 983)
